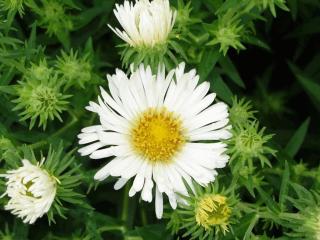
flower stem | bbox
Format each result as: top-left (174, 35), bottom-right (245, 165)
top-left (121, 184), bottom-right (130, 224)
top-left (98, 225), bottom-right (126, 234)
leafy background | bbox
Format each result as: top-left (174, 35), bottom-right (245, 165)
top-left (0, 0), bottom-right (319, 239)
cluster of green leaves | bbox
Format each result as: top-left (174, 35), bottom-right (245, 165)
top-left (0, 0), bottom-right (319, 239)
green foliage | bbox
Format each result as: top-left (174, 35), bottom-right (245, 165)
top-left (0, 0), bottom-right (319, 239)
top-left (0, 0), bottom-right (24, 15)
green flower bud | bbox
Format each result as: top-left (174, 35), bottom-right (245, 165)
top-left (229, 96), bottom-right (257, 127)
top-left (208, 14), bottom-right (245, 55)
top-left (165, 182), bottom-right (238, 239)
top-left (13, 61), bottom-right (71, 130)
top-left (33, 0), bottom-right (73, 37)
top-left (228, 121), bottom-right (276, 168)
top-left (55, 49), bottom-right (92, 89)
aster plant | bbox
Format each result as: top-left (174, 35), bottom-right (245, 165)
top-left (0, 0), bottom-right (319, 239)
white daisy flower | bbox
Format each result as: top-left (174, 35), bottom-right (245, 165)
top-left (78, 63), bottom-right (231, 218)
top-left (108, 0), bottom-right (176, 48)
top-left (1, 159), bottom-right (57, 224)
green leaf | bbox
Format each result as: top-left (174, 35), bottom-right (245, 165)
top-left (243, 213), bottom-right (259, 240)
top-left (198, 47), bottom-right (220, 82)
top-left (224, 213), bottom-right (257, 240)
top-left (219, 56), bottom-right (245, 88)
top-left (256, 186), bottom-right (280, 214)
top-left (289, 62), bottom-right (320, 110)
top-left (243, 36), bottom-right (271, 52)
top-left (285, 118), bottom-right (310, 158)
top-left (210, 72), bottom-right (233, 105)
top-left (0, 85), bottom-right (16, 95)
top-left (288, 0), bottom-right (298, 21)
top-left (279, 161), bottom-right (290, 211)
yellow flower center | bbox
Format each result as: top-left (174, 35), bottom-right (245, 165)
top-left (130, 108), bottom-right (186, 163)
top-left (195, 194), bottom-right (231, 232)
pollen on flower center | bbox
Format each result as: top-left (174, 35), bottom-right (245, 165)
top-left (130, 108), bottom-right (185, 163)
top-left (195, 194), bottom-right (231, 231)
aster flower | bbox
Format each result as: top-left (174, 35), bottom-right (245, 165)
top-left (109, 0), bottom-right (176, 48)
top-left (109, 0), bottom-right (185, 70)
top-left (0, 159), bottom-right (57, 224)
top-left (78, 63), bottom-right (231, 218)
top-left (0, 144), bottom-right (84, 224)
top-left (166, 182), bottom-right (238, 239)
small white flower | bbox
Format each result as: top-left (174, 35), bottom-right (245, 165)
top-left (78, 63), bottom-right (231, 218)
top-left (109, 0), bottom-right (176, 48)
top-left (1, 159), bottom-right (57, 224)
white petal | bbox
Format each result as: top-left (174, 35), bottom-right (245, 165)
top-left (114, 178), bottom-right (129, 190)
top-left (132, 161), bottom-right (148, 192)
top-left (78, 132), bottom-right (98, 144)
top-left (94, 159), bottom-right (120, 181)
top-left (155, 186), bottom-right (163, 219)
top-left (97, 132), bottom-right (127, 145)
top-left (190, 128), bottom-right (232, 141)
top-left (78, 142), bottom-right (106, 156)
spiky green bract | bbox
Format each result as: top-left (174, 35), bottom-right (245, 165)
top-left (228, 121), bottom-right (276, 171)
top-left (12, 60), bottom-right (71, 130)
top-left (242, 0), bottom-right (289, 18)
top-left (2, 144), bottom-right (85, 224)
top-left (207, 12), bottom-right (245, 56)
top-left (229, 96), bottom-right (257, 127)
top-left (0, 0), bottom-right (24, 15)
top-left (256, 0), bottom-right (289, 17)
top-left (165, 181), bottom-right (238, 240)
top-left (282, 184), bottom-right (320, 239)
top-left (120, 35), bottom-right (186, 72)
top-left (55, 49), bottom-right (92, 89)
top-left (27, 0), bottom-right (73, 38)
top-left (175, 0), bottom-right (198, 33)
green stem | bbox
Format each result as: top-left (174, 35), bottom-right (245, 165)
top-left (29, 140), bottom-right (47, 149)
top-left (98, 225), bottom-right (126, 234)
top-left (121, 184), bottom-right (130, 227)
top-left (140, 206), bottom-right (147, 226)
